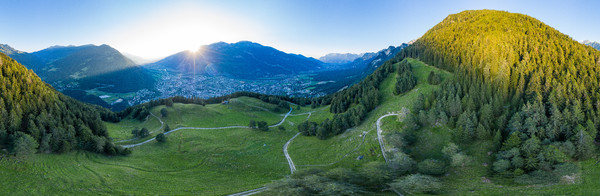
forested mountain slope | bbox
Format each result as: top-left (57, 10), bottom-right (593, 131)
top-left (399, 9), bottom-right (600, 176)
top-left (0, 53), bottom-right (125, 156)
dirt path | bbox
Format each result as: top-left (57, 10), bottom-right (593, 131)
top-left (283, 133), bottom-right (300, 174)
top-left (119, 106), bottom-right (295, 195)
top-left (122, 107), bottom-right (292, 148)
top-left (376, 112), bottom-right (405, 196)
top-left (376, 113), bottom-right (399, 163)
top-left (269, 107), bottom-right (292, 127)
top-left (229, 111), bottom-right (404, 196)
top-left (228, 187), bottom-right (268, 196)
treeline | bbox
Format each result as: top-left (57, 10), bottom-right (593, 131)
top-left (100, 91), bottom-right (306, 122)
top-left (0, 53), bottom-right (127, 157)
top-left (399, 10), bottom-right (600, 177)
top-left (298, 59), bottom-right (399, 139)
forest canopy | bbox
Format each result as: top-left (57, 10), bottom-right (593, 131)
top-left (398, 10), bottom-right (600, 175)
top-left (0, 53), bottom-right (123, 156)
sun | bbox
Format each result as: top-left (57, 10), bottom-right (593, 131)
top-left (110, 4), bottom-right (260, 59)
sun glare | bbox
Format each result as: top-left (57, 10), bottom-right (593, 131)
top-left (109, 3), bottom-right (261, 59)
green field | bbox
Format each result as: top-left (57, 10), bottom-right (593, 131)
top-left (0, 96), bottom-right (320, 195)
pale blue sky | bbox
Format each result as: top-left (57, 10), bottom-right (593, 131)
top-left (1, 0), bottom-right (598, 59)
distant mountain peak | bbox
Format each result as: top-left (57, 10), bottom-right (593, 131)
top-left (318, 53), bottom-right (363, 64)
top-left (582, 40), bottom-right (600, 51)
top-left (0, 43), bottom-right (23, 55)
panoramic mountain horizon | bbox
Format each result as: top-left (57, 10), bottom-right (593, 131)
top-left (2, 1), bottom-right (600, 195)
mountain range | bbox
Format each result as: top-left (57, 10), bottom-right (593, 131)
top-left (2, 41), bottom-right (405, 110)
top-left (0, 44), bottom-right (156, 111)
top-left (146, 41), bottom-right (325, 79)
top-left (583, 40), bottom-right (600, 51)
top-left (318, 53), bottom-right (363, 64)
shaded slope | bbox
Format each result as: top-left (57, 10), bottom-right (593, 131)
top-left (38, 44), bottom-right (136, 82)
top-left (0, 52), bottom-right (117, 154)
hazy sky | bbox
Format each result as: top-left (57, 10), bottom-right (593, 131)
top-left (1, 0), bottom-right (599, 59)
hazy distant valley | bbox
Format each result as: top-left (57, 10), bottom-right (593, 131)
top-left (1, 41), bottom-right (405, 111)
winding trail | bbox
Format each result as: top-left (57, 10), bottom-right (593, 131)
top-left (377, 113), bottom-right (399, 163)
top-left (122, 107), bottom-right (292, 148)
top-left (117, 105), bottom-right (296, 195)
top-left (229, 111), bottom-right (403, 196)
top-left (228, 107), bottom-right (305, 196)
top-left (377, 112), bottom-right (404, 196)
top-left (283, 133), bottom-right (301, 174)
top-left (269, 107), bottom-right (293, 127)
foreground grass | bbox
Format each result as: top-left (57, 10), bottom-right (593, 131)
top-left (0, 128), bottom-right (295, 195)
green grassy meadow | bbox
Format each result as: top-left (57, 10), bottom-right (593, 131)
top-left (0, 96), bottom-right (311, 195)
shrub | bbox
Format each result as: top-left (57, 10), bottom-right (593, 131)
top-left (14, 134), bottom-right (39, 158)
top-left (120, 147), bottom-right (132, 155)
top-left (492, 159), bottom-right (511, 173)
top-left (156, 133), bottom-right (166, 143)
top-left (323, 168), bottom-right (359, 184)
top-left (390, 174), bottom-right (442, 194)
top-left (389, 152), bottom-right (416, 175)
top-left (417, 159), bottom-right (447, 176)
top-left (248, 120), bottom-right (256, 128)
top-left (160, 108), bottom-right (168, 117)
top-left (450, 153), bottom-right (470, 167)
top-left (139, 128), bottom-right (150, 137)
top-left (358, 162), bottom-right (392, 190)
top-left (257, 121), bottom-right (269, 131)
